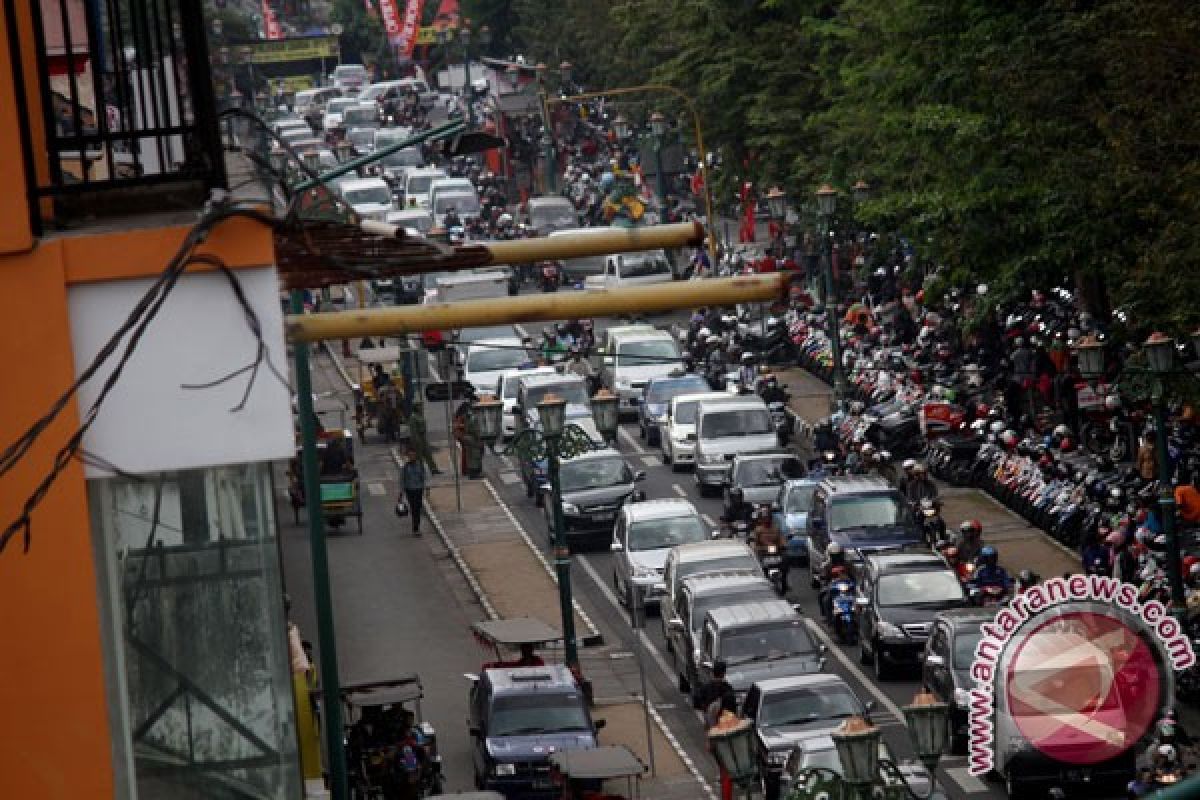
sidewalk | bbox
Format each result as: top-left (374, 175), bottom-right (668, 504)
top-left (415, 455), bottom-right (714, 800)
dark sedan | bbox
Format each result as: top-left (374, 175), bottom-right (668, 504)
top-left (539, 449), bottom-right (646, 551)
top-left (637, 373), bottom-right (710, 446)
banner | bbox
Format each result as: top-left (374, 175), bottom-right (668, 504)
top-left (416, 23), bottom-right (457, 45)
top-left (378, 0), bottom-right (403, 44)
top-left (396, 0), bottom-right (426, 57)
top-left (241, 37), bottom-right (340, 64)
top-left (261, 0), bottom-right (284, 40)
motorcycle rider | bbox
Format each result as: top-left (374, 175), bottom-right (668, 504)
top-left (442, 205), bottom-right (462, 230)
top-left (905, 462), bottom-right (939, 506)
top-left (969, 545), bottom-right (1013, 597)
top-left (1082, 528), bottom-right (1113, 577)
top-left (738, 353), bottom-right (758, 393)
top-left (955, 520), bottom-right (985, 566)
top-left (897, 458), bottom-right (917, 496)
top-left (705, 337), bottom-right (728, 388)
top-left (540, 327), bottom-right (565, 363)
top-left (759, 373), bottom-right (789, 406)
top-left (725, 488), bottom-right (753, 526)
top-left (752, 506), bottom-right (787, 592)
top-left (565, 347), bottom-right (596, 390)
top-left (818, 543), bottom-right (852, 621)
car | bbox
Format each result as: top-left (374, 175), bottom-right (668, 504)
top-left (856, 552), bottom-right (970, 681)
top-left (723, 452), bottom-right (805, 519)
top-left (339, 177), bottom-right (394, 222)
top-left (805, 476), bottom-right (925, 587)
top-left (546, 227), bottom-right (616, 280)
top-left (323, 96), bottom-right (360, 131)
top-left (659, 391), bottom-right (740, 471)
top-left (598, 329), bottom-right (683, 416)
top-left (665, 571), bottom-right (776, 699)
top-left (429, 177), bottom-right (482, 226)
top-left (772, 478), bottom-right (818, 568)
top-left (462, 337), bottom-right (533, 397)
top-left (385, 208), bottom-right (434, 235)
top-left (345, 126), bottom-right (376, 155)
top-left (583, 249), bottom-right (675, 290)
top-left (468, 665), bottom-right (602, 797)
top-left (340, 103), bottom-right (380, 131)
top-left (921, 608), bottom-right (995, 754)
top-left (293, 87), bottom-right (339, 118)
top-left (400, 167), bottom-right (448, 211)
top-left (611, 499), bottom-right (711, 610)
top-left (511, 372), bottom-right (601, 468)
top-left (524, 195), bottom-right (579, 236)
top-left (693, 397), bottom-right (780, 495)
top-left (636, 373), bottom-right (710, 446)
top-left (741, 674), bottom-right (873, 800)
top-left (695, 600), bottom-right (826, 707)
top-left (331, 64), bottom-right (368, 95)
top-left (496, 366), bottom-right (557, 439)
top-left (661, 541), bottom-right (764, 645)
top-left (372, 130), bottom-right (424, 186)
top-left (539, 449), bottom-right (645, 550)
top-left (779, 735), bottom-right (932, 800)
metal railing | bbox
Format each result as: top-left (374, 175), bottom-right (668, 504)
top-left (12, 0), bottom-right (225, 225)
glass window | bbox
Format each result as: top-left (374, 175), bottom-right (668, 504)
top-left (785, 485), bottom-right (815, 513)
top-left (674, 401), bottom-right (700, 425)
top-left (328, 98), bottom-right (357, 114)
top-left (467, 346), bottom-right (530, 373)
top-left (876, 571), bottom-right (965, 607)
top-left (380, 146), bottom-right (423, 168)
top-left (952, 630), bottom-right (983, 669)
top-left (759, 687), bottom-right (862, 727)
top-left (435, 193), bottom-right (481, 214)
top-left (89, 464), bottom-right (300, 799)
top-left (719, 621), bottom-right (817, 665)
top-left (700, 410), bottom-right (773, 438)
top-left (407, 175), bottom-right (441, 195)
top-left (489, 693), bottom-right (591, 736)
top-left (628, 515), bottom-right (707, 551)
top-left (618, 252), bottom-right (672, 278)
top-left (647, 378), bottom-right (707, 404)
top-left (616, 339), bottom-right (680, 367)
top-left (735, 458), bottom-right (800, 487)
top-left (559, 458), bottom-right (632, 492)
top-left (828, 495), bottom-right (906, 531)
top-left (530, 204), bottom-right (578, 229)
top-left (344, 186), bottom-right (392, 206)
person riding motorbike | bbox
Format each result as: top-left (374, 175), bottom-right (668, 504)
top-left (541, 328), bottom-right (565, 363)
top-left (897, 459), bottom-right (917, 495)
top-left (819, 543), bottom-right (852, 621)
top-left (724, 488), bottom-right (754, 526)
top-left (955, 519), bottom-right (985, 566)
top-left (738, 353), bottom-right (758, 394)
top-left (1082, 528), bottom-right (1113, 577)
top-left (969, 545), bottom-right (1013, 599)
top-left (759, 373), bottom-right (788, 406)
top-left (565, 347), bottom-right (596, 390)
top-left (442, 206), bottom-right (462, 229)
top-left (1016, 569), bottom-right (1040, 594)
top-left (905, 463), bottom-right (939, 506)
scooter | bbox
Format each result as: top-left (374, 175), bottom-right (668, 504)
top-left (756, 544), bottom-right (786, 595)
top-left (829, 578), bottom-right (858, 644)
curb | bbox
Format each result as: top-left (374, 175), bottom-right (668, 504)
top-left (322, 340), bottom-right (357, 390)
top-left (481, 477), bottom-right (604, 648)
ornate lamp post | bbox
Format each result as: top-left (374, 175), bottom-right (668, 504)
top-left (649, 111), bottom-right (668, 213)
top-left (708, 719), bottom-right (759, 800)
top-left (591, 389), bottom-right (620, 445)
top-left (852, 179), bottom-right (871, 205)
top-left (816, 183), bottom-right (848, 407)
top-left (478, 392), bottom-right (609, 669)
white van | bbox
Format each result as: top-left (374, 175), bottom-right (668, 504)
top-left (332, 64), bottom-right (368, 95)
top-left (692, 397), bottom-right (779, 495)
top-left (600, 329), bottom-right (683, 413)
top-left (428, 177), bottom-right (482, 227)
top-left (402, 168), bottom-right (448, 210)
top-left (339, 177), bottom-right (393, 221)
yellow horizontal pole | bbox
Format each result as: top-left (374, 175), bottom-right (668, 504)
top-left (286, 273), bottom-right (787, 343)
top-left (483, 221), bottom-right (703, 265)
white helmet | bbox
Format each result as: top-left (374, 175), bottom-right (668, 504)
top-left (1158, 744), bottom-right (1177, 762)
top-left (902, 459), bottom-right (917, 471)
top-left (827, 543), bottom-right (844, 558)
top-left (498, 212), bottom-right (513, 227)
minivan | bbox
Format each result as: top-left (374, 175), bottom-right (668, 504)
top-left (525, 195), bottom-right (579, 235)
top-left (401, 167), bottom-right (448, 210)
top-left (584, 250), bottom-right (675, 291)
top-left (693, 397), bottom-right (780, 495)
top-left (428, 177), bottom-right (482, 227)
top-left (804, 476), bottom-right (924, 584)
top-left (600, 330), bottom-right (683, 414)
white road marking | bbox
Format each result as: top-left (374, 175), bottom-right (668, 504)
top-left (366, 482), bottom-right (386, 496)
top-left (514, 324), bottom-right (529, 340)
top-left (426, 351), bottom-right (442, 383)
top-left (640, 456), bottom-right (660, 468)
top-left (701, 514), bottom-right (717, 528)
top-left (943, 766), bottom-right (990, 794)
top-left (671, 484), bottom-right (687, 498)
top-left (498, 472), bottom-right (521, 485)
top-left (802, 618), bottom-right (906, 724)
top-left (618, 426), bottom-right (646, 455)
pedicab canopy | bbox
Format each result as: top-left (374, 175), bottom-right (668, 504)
top-left (471, 617), bottom-right (563, 647)
top-left (339, 675), bottom-right (424, 707)
top-left (549, 745), bottom-right (645, 780)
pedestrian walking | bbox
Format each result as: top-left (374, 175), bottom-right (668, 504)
top-left (400, 448), bottom-right (429, 536)
top-left (406, 401), bottom-right (441, 474)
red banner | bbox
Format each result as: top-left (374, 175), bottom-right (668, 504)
top-left (377, 0), bottom-right (404, 45)
top-left (396, 0), bottom-right (426, 56)
top-left (262, 0), bottom-right (283, 40)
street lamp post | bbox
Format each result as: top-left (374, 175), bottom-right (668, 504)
top-left (477, 392), bottom-right (614, 670)
top-left (817, 183), bottom-right (848, 408)
top-left (535, 62), bottom-right (558, 194)
top-left (649, 111), bottom-right (667, 215)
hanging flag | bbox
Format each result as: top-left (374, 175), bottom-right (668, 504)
top-left (262, 0), bottom-right (284, 39)
top-left (433, 0), bottom-right (459, 28)
top-left (396, 0), bottom-right (426, 56)
top-left (377, 0), bottom-right (404, 45)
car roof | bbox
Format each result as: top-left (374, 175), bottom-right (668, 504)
top-left (755, 673), bottom-right (852, 694)
top-left (783, 477), bottom-right (820, 489)
top-left (648, 374), bottom-right (707, 387)
top-left (518, 372), bottom-right (584, 389)
top-left (529, 196), bottom-right (574, 208)
top-left (407, 167), bottom-right (447, 177)
top-left (340, 177), bottom-right (390, 191)
top-left (611, 329), bottom-right (674, 343)
top-left (705, 598), bottom-right (800, 628)
top-left (623, 498), bottom-right (698, 522)
top-left (866, 552), bottom-right (952, 574)
top-left (733, 451), bottom-right (794, 463)
top-left (682, 571), bottom-right (773, 596)
top-left (501, 365), bottom-right (556, 382)
top-left (469, 337), bottom-right (525, 350)
top-left (935, 608), bottom-right (996, 629)
top-left (560, 448), bottom-right (623, 464)
top-left (669, 540), bottom-right (756, 563)
top-left (389, 209), bottom-right (433, 220)
top-left (817, 476), bottom-right (892, 494)
top-left (484, 664), bottom-right (579, 694)
top-left (431, 177), bottom-right (474, 188)
top-left (671, 391), bottom-right (738, 407)
top-left (697, 397), bottom-right (767, 412)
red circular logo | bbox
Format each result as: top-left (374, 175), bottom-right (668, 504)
top-left (1004, 610), bottom-right (1163, 765)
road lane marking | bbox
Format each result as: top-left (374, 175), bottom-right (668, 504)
top-left (672, 484), bottom-right (687, 498)
top-left (802, 618), bottom-right (906, 724)
top-left (366, 482), bottom-right (386, 496)
top-left (498, 472), bottom-right (520, 485)
top-left (640, 456), bottom-right (660, 468)
top-left (618, 426), bottom-right (646, 455)
top-left (701, 514), bottom-right (717, 528)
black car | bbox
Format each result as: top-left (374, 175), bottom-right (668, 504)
top-left (856, 552), bottom-right (970, 680)
top-left (637, 373), bottom-right (710, 446)
top-left (722, 451), bottom-right (805, 520)
top-left (921, 608), bottom-right (994, 754)
top-left (539, 449), bottom-right (645, 551)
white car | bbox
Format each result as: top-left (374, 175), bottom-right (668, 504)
top-left (322, 97), bottom-right (360, 131)
top-left (584, 250), bottom-right (675, 291)
top-left (611, 499), bottom-right (711, 609)
top-left (401, 167), bottom-right (448, 210)
top-left (496, 366), bottom-right (556, 439)
top-left (385, 208), bottom-right (434, 234)
top-left (340, 103), bottom-right (380, 132)
top-left (600, 329), bottom-right (683, 413)
top-left (461, 337), bottom-right (533, 397)
top-left (429, 178), bottom-right (482, 227)
top-left (339, 177), bottom-right (393, 221)
top-left (660, 392), bottom-right (741, 471)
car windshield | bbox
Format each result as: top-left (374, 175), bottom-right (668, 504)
top-left (700, 410), bottom-right (773, 438)
top-left (953, 630), bottom-right (984, 669)
top-left (457, 325), bottom-right (515, 345)
top-left (760, 687), bottom-right (862, 727)
top-left (785, 485), bottom-right (815, 513)
top-left (531, 205), bottom-right (577, 227)
top-left (343, 109), bottom-right (377, 126)
top-left (629, 515), bottom-right (707, 551)
top-left (735, 458), bottom-right (798, 487)
top-left (647, 379), bottom-right (707, 404)
top-left (617, 340), bottom-right (680, 367)
top-left (408, 175), bottom-right (441, 195)
top-left (344, 186), bottom-right (391, 206)
top-left (619, 253), bottom-right (672, 278)
top-left (678, 556), bottom-right (758, 586)
top-left (877, 571), bottom-right (965, 607)
top-left (328, 99), bottom-right (357, 113)
top-left (380, 146), bottom-right (423, 167)
top-left (829, 495), bottom-right (907, 531)
top-left (349, 130), bottom-right (374, 147)
top-left (524, 383), bottom-right (589, 408)
top-left (561, 254), bottom-right (607, 275)
top-left (392, 214), bottom-right (432, 233)
top-left (468, 346), bottom-right (529, 373)
top-left (436, 193), bottom-right (481, 214)
top-left (674, 401), bottom-right (701, 425)
top-left (691, 589), bottom-right (775, 634)
top-left (795, 742), bottom-right (890, 776)
top-left (559, 457), bottom-right (632, 492)
top-left (489, 692), bottom-right (591, 736)
top-left (720, 620), bottom-right (816, 665)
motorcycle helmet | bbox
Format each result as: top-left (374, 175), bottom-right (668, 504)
top-left (740, 352), bottom-right (757, 365)
top-left (989, 420), bottom-right (1007, 435)
top-left (1104, 394), bottom-right (1121, 411)
top-left (827, 542), bottom-right (845, 562)
top-left (1107, 486), bottom-right (1124, 509)
top-left (1052, 424), bottom-right (1071, 440)
top-left (1058, 437), bottom-right (1075, 453)
top-left (705, 334), bottom-right (721, 347)
top-left (822, 451), bottom-right (839, 464)
top-left (960, 519), bottom-right (983, 539)
top-left (1000, 430), bottom-right (1019, 449)
top-left (697, 327), bottom-right (711, 339)
top-left (912, 463), bottom-right (928, 476)
top-left (979, 545), bottom-right (998, 567)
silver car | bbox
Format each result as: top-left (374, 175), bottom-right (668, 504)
top-left (611, 499), bottom-right (711, 609)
